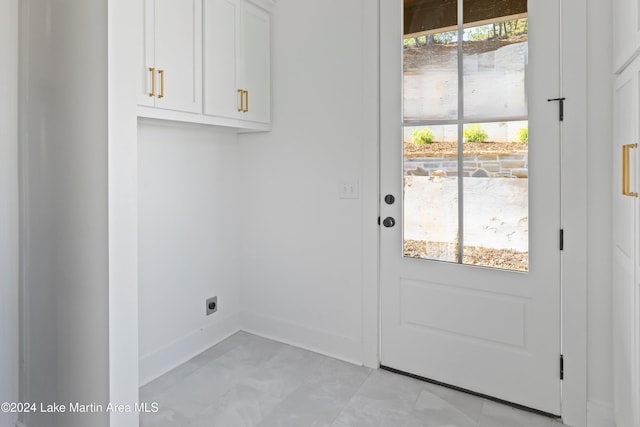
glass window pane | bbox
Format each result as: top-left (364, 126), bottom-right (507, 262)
top-left (404, 125), bottom-right (459, 262)
top-left (403, 0), bottom-right (458, 121)
top-left (462, 121), bottom-right (529, 271)
top-left (463, 17), bottom-right (528, 119)
top-left (401, 0), bottom-right (532, 272)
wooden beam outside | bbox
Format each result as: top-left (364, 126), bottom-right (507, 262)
top-left (404, 0), bottom-right (527, 36)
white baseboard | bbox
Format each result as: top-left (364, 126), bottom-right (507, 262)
top-left (587, 400), bottom-right (615, 427)
top-left (240, 312), bottom-right (363, 366)
top-left (139, 313), bottom-right (241, 386)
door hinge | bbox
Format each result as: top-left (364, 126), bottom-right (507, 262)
top-left (548, 97), bottom-right (566, 121)
top-left (559, 229), bottom-right (564, 251)
top-left (560, 354), bottom-right (564, 380)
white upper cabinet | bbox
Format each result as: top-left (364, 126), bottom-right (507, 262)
top-left (203, 0), bottom-right (241, 120)
top-left (614, 0), bottom-right (640, 72)
top-left (241, 2), bottom-right (271, 124)
top-left (139, 0), bottom-right (273, 131)
top-left (139, 0), bottom-right (202, 114)
top-left (203, 0), bottom-right (271, 125)
top-left (138, 0), bottom-right (154, 108)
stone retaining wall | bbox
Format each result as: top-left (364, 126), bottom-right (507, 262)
top-left (404, 154), bottom-right (528, 178)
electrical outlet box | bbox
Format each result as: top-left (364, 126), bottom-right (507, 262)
top-left (206, 296), bottom-right (218, 315)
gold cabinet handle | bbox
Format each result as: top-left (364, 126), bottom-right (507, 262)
top-left (623, 143), bottom-right (638, 197)
top-left (158, 69), bottom-right (165, 99)
top-left (244, 90), bottom-right (249, 112)
top-left (148, 67), bottom-right (156, 97)
top-left (238, 89), bottom-right (244, 112)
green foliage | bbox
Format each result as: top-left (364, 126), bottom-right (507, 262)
top-left (433, 31), bottom-right (456, 45)
top-left (404, 19), bottom-right (527, 49)
top-left (465, 25), bottom-right (493, 41)
top-left (411, 128), bottom-right (435, 145)
top-left (404, 36), bottom-right (427, 48)
top-left (463, 18), bottom-right (528, 41)
top-left (463, 124), bottom-right (489, 143)
top-left (517, 127), bottom-right (528, 143)
top-left (404, 31), bottom-right (457, 47)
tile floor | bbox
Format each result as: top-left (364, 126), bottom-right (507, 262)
top-left (140, 332), bottom-right (567, 427)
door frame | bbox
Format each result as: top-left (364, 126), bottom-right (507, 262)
top-left (360, 1), bottom-right (588, 425)
top-left (0, 1), bottom-right (19, 426)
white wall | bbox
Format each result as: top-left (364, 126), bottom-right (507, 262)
top-left (237, 0), bottom-right (369, 363)
top-left (586, 0), bottom-right (614, 415)
top-left (138, 121), bottom-right (242, 384)
top-left (0, 0), bottom-right (19, 426)
top-left (19, 1), bottom-right (110, 426)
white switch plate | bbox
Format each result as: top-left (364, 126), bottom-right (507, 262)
top-left (339, 179), bottom-right (360, 199)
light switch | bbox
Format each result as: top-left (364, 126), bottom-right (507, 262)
top-left (339, 179), bottom-right (360, 199)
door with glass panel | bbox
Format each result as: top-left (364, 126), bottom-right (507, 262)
top-left (380, 0), bottom-right (562, 414)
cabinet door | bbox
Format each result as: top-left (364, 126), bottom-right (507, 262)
top-left (614, 0), bottom-right (640, 72)
top-left (203, 0), bottom-right (241, 119)
top-left (138, 0), bottom-right (155, 107)
top-left (154, 0), bottom-right (202, 113)
top-left (613, 59), bottom-right (640, 427)
top-left (240, 1), bottom-right (270, 124)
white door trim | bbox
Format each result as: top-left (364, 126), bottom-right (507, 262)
top-left (108, 1), bottom-right (141, 426)
top-left (558, 0), bottom-right (588, 425)
top-left (0, 2), bottom-right (20, 427)
top-left (360, 0), bottom-right (588, 425)
top-left (360, 0), bottom-right (381, 370)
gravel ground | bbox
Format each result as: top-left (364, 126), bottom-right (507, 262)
top-left (404, 140), bottom-right (528, 158)
top-left (404, 239), bottom-right (529, 272)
